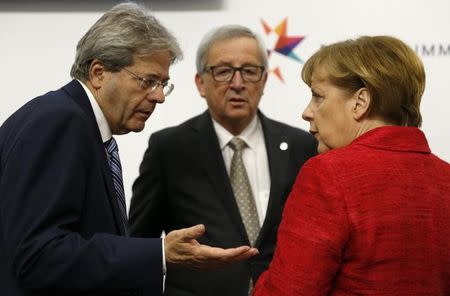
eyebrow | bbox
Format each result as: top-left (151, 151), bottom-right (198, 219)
top-left (146, 73), bottom-right (170, 83)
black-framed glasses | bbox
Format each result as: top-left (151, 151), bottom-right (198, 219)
top-left (204, 65), bottom-right (265, 83)
top-left (123, 68), bottom-right (174, 97)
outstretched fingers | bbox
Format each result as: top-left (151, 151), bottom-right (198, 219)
top-left (191, 245), bottom-right (259, 269)
top-left (164, 224), bottom-right (259, 270)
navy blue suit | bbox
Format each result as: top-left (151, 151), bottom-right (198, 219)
top-left (0, 80), bottom-right (163, 295)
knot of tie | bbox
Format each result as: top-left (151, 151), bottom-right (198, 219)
top-left (229, 137), bottom-right (246, 152)
top-left (104, 137), bottom-right (118, 155)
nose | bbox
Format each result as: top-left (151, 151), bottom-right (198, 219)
top-left (148, 87), bottom-right (165, 104)
top-left (302, 100), bottom-right (313, 122)
top-left (229, 70), bottom-right (244, 89)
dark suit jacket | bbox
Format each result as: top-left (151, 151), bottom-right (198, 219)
top-left (129, 111), bottom-right (317, 296)
top-left (255, 126), bottom-right (450, 295)
top-left (0, 80), bottom-right (163, 296)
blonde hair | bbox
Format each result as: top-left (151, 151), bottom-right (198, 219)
top-left (301, 35), bottom-right (425, 127)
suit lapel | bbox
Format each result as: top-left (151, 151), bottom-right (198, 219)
top-left (193, 111), bottom-right (250, 243)
top-left (63, 80), bottom-right (126, 235)
top-left (257, 112), bottom-right (290, 245)
top-left (192, 111), bottom-right (293, 246)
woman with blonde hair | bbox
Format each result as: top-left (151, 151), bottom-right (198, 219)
top-left (254, 35), bottom-right (450, 295)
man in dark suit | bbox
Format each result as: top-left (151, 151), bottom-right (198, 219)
top-left (129, 25), bottom-right (317, 296)
top-left (0, 4), bottom-right (257, 296)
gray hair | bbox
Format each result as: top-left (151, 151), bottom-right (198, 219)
top-left (195, 24), bottom-right (268, 73)
top-left (70, 2), bottom-right (183, 81)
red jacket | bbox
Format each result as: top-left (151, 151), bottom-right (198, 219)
top-left (254, 126), bottom-right (450, 295)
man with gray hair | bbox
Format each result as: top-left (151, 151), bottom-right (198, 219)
top-left (0, 4), bottom-right (257, 296)
top-left (129, 24), bottom-right (317, 295)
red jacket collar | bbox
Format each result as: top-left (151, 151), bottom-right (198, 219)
top-left (350, 126), bottom-right (431, 154)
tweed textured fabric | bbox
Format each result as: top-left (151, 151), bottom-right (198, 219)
top-left (255, 126), bottom-right (450, 295)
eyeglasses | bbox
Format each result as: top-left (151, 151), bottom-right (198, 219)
top-left (123, 68), bottom-right (174, 97)
top-left (204, 65), bottom-right (265, 83)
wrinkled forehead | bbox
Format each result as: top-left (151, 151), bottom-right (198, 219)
top-left (207, 37), bottom-right (263, 63)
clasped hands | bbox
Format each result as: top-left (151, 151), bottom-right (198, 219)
top-left (164, 224), bottom-right (259, 270)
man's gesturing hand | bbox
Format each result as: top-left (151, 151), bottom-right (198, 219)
top-left (164, 224), bottom-right (259, 270)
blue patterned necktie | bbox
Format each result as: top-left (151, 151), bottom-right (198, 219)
top-left (104, 137), bottom-right (128, 234)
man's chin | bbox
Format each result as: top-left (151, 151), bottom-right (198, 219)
top-left (131, 124), bottom-right (146, 133)
top-left (120, 121), bottom-right (146, 134)
top-left (226, 108), bottom-right (253, 119)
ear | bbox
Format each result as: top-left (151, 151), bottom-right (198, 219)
top-left (261, 71), bottom-right (268, 85)
top-left (195, 73), bottom-right (206, 98)
top-left (88, 59), bottom-right (106, 90)
top-left (352, 88), bottom-right (371, 121)
top-left (260, 72), bottom-right (268, 95)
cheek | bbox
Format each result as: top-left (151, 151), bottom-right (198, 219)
top-left (319, 115), bottom-right (352, 150)
top-left (122, 97), bottom-right (143, 118)
top-left (213, 87), bottom-right (232, 103)
top-left (208, 83), bottom-right (227, 94)
top-left (315, 112), bottom-right (337, 144)
top-left (205, 96), bottom-right (223, 112)
top-left (249, 86), bottom-right (263, 101)
top-left (316, 103), bottom-right (341, 128)
top-left (250, 93), bottom-right (262, 106)
top-left (206, 88), bottom-right (225, 102)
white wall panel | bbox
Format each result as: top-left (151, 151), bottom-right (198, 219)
top-left (1, 0), bottom-right (449, 208)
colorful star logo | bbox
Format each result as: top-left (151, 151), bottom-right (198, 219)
top-left (260, 17), bottom-right (305, 82)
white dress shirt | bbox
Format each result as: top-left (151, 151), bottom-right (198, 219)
top-left (78, 80), bottom-right (167, 288)
top-left (79, 81), bottom-right (112, 143)
top-left (212, 114), bottom-right (271, 225)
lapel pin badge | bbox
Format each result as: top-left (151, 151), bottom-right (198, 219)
top-left (279, 142), bottom-right (288, 151)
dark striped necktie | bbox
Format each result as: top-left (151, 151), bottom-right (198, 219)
top-left (104, 137), bottom-right (128, 235)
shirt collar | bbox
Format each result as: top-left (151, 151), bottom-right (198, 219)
top-left (212, 114), bottom-right (261, 151)
top-left (78, 79), bottom-right (112, 143)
